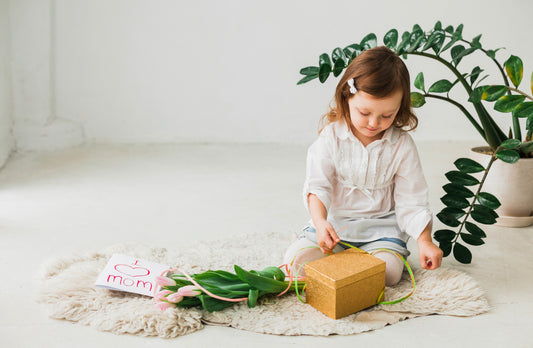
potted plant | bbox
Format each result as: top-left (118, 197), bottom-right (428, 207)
top-left (296, 21), bottom-right (533, 264)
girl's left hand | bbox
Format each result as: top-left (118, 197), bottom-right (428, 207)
top-left (417, 240), bottom-right (443, 270)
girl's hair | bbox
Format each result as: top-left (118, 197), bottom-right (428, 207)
top-left (319, 46), bottom-right (418, 133)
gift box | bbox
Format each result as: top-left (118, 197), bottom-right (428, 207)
top-left (304, 248), bottom-right (386, 319)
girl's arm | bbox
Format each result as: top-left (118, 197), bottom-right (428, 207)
top-left (308, 193), bottom-right (340, 254)
top-left (416, 223), bottom-right (443, 270)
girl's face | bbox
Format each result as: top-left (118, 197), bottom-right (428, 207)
top-left (347, 89), bottom-right (402, 145)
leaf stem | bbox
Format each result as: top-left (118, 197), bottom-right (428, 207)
top-left (452, 154), bottom-right (497, 242)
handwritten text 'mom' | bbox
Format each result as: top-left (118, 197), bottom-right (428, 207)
top-left (107, 274), bottom-right (154, 291)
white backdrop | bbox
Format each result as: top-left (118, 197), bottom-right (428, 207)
top-left (4, 0), bottom-right (533, 155)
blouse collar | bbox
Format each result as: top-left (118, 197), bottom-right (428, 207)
top-left (334, 120), bottom-right (401, 144)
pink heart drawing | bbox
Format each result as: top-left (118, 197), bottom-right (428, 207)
top-left (114, 264), bottom-right (151, 277)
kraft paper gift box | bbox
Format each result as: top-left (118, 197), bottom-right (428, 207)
top-left (304, 248), bottom-right (386, 319)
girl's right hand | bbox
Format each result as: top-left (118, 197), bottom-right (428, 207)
top-left (315, 220), bottom-right (340, 254)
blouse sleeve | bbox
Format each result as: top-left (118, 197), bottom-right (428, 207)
top-left (302, 129), bottom-right (336, 212)
top-left (393, 133), bottom-right (432, 240)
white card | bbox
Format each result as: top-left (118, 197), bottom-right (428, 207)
top-left (94, 254), bottom-right (170, 297)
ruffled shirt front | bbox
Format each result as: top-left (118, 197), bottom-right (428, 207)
top-left (303, 121), bottom-right (432, 243)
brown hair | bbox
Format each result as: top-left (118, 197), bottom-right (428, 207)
top-left (319, 46), bottom-right (418, 133)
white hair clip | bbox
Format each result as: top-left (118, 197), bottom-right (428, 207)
top-left (347, 79), bottom-right (357, 94)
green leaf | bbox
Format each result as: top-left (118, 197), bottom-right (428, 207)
top-left (333, 58), bottom-right (346, 77)
top-left (444, 25), bottom-right (454, 34)
top-left (495, 149), bottom-right (520, 163)
top-left (297, 74), bottom-right (318, 85)
top-left (441, 194), bottom-right (470, 209)
top-left (434, 21), bottom-right (442, 31)
top-left (234, 265), bottom-right (286, 293)
top-left (360, 33), bottom-right (378, 50)
top-left (437, 212), bottom-right (461, 227)
top-left (474, 204), bottom-right (498, 218)
top-left (439, 242), bottom-right (453, 257)
top-left (318, 53), bottom-right (332, 83)
top-left (383, 29), bottom-right (398, 50)
top-left (428, 79), bottom-right (453, 93)
top-left (505, 55), bottom-right (523, 88)
top-left (528, 115), bottom-right (533, 131)
top-left (494, 95), bottom-right (525, 113)
top-left (460, 233), bottom-right (485, 246)
top-left (414, 72), bottom-right (425, 92)
top-left (300, 66), bottom-right (319, 76)
top-left (519, 141), bottom-right (533, 154)
top-left (440, 35), bottom-right (459, 53)
top-left (445, 170), bottom-right (479, 186)
top-left (198, 295), bottom-right (235, 312)
top-left (468, 86), bottom-right (485, 103)
top-left (343, 44), bottom-right (362, 61)
top-left (411, 92), bottom-right (426, 108)
top-left (512, 101), bottom-right (533, 118)
top-left (481, 85), bottom-right (508, 102)
top-left (407, 30), bottom-right (425, 52)
top-left (443, 183), bottom-right (474, 198)
top-left (434, 229), bottom-right (456, 242)
top-left (500, 138), bottom-right (521, 149)
top-left (477, 192), bottom-right (501, 210)
top-left (470, 34), bottom-right (482, 49)
top-left (451, 46), bottom-right (477, 66)
top-left (454, 158), bottom-right (485, 173)
top-left (464, 221), bottom-right (487, 238)
top-left (248, 289), bottom-right (259, 308)
top-left (440, 207), bottom-right (466, 219)
top-left (469, 66), bottom-right (483, 85)
top-left (453, 243), bottom-right (472, 264)
top-left (332, 47), bottom-right (346, 63)
top-left (471, 207), bottom-right (497, 225)
top-left (422, 30), bottom-right (444, 52)
top-left (455, 24), bottom-right (464, 36)
top-left (396, 31), bottom-right (411, 54)
top-left (257, 267), bottom-right (286, 281)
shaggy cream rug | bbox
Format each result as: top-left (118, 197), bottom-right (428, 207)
top-left (36, 232), bottom-right (490, 338)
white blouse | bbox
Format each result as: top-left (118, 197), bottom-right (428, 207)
top-left (303, 121), bottom-right (432, 243)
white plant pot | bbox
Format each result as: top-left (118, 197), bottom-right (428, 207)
top-left (470, 146), bottom-right (533, 227)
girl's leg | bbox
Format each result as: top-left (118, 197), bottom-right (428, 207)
top-left (371, 250), bottom-right (405, 286)
top-left (283, 238), bottom-right (325, 277)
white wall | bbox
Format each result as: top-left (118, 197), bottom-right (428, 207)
top-left (0, 0), bottom-right (13, 166)
top-left (8, 0), bottom-right (533, 148)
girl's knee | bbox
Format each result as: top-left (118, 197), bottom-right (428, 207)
top-left (372, 251), bottom-right (404, 286)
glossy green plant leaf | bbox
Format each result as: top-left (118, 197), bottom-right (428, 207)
top-left (513, 102), bottom-right (533, 118)
top-left (505, 55), bottom-right (523, 88)
top-left (520, 141), bottom-right (533, 154)
top-left (297, 74), bottom-right (318, 85)
top-left (407, 30), bottom-right (425, 52)
top-left (474, 204), bottom-right (498, 218)
top-left (299, 66), bottom-right (319, 76)
top-left (332, 47), bottom-right (347, 64)
top-left (434, 21), bottom-right (442, 31)
top-left (248, 289), bottom-right (259, 308)
top-left (450, 45), bottom-right (465, 65)
top-left (428, 79), bottom-right (453, 93)
top-left (471, 207), bottom-right (497, 225)
top-left (343, 44), bottom-right (362, 61)
top-left (396, 31), bottom-right (411, 54)
top-left (360, 33), bottom-right (377, 50)
top-left (500, 138), bottom-right (521, 149)
top-left (439, 242), bottom-right (453, 257)
top-left (470, 34), bottom-right (482, 49)
top-left (453, 243), bottom-right (472, 264)
top-left (494, 95), bottom-right (525, 113)
top-left (477, 192), bottom-right (501, 210)
top-left (444, 25), bottom-right (454, 34)
top-left (460, 233), bottom-right (485, 246)
top-left (443, 183), bottom-right (474, 198)
top-left (469, 66), bottom-right (483, 85)
top-left (411, 92), bottom-right (426, 108)
top-left (434, 229), bottom-right (456, 242)
top-left (333, 58), bottom-right (346, 77)
top-left (441, 194), bottom-right (470, 209)
top-left (422, 30), bottom-right (444, 52)
top-left (414, 72), bottom-right (425, 92)
top-left (452, 46), bottom-right (477, 66)
top-left (234, 265), bottom-right (286, 292)
top-left (445, 171), bottom-right (480, 186)
top-left (495, 149), bottom-right (520, 163)
top-left (198, 295), bottom-right (235, 312)
top-left (383, 29), bottom-right (398, 50)
top-left (465, 221), bottom-right (487, 238)
top-left (481, 85), bottom-right (508, 101)
top-left (454, 158), bottom-right (485, 173)
top-left (318, 53), bottom-right (332, 83)
top-left (468, 86), bottom-right (485, 103)
top-left (437, 211), bottom-right (461, 227)
top-left (440, 206), bottom-right (466, 219)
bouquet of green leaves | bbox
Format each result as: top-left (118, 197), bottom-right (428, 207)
top-left (154, 265), bottom-right (305, 312)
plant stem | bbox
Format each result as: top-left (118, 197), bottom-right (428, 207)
top-left (425, 93), bottom-right (485, 138)
top-left (505, 86), bottom-right (533, 101)
top-left (453, 155), bottom-right (497, 241)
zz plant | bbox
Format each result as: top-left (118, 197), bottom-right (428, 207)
top-left (297, 21), bottom-right (533, 264)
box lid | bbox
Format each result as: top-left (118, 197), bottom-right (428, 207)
top-left (305, 248), bottom-right (386, 289)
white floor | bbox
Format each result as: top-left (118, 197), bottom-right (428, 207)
top-left (1, 141), bottom-right (532, 348)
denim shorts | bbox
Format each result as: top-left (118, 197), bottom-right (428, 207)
top-left (299, 225), bottom-right (410, 257)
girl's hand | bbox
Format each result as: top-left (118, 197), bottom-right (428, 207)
top-left (417, 239), bottom-right (443, 270)
top-left (315, 220), bottom-right (340, 254)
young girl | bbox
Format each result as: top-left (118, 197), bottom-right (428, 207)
top-left (284, 46), bottom-right (443, 286)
